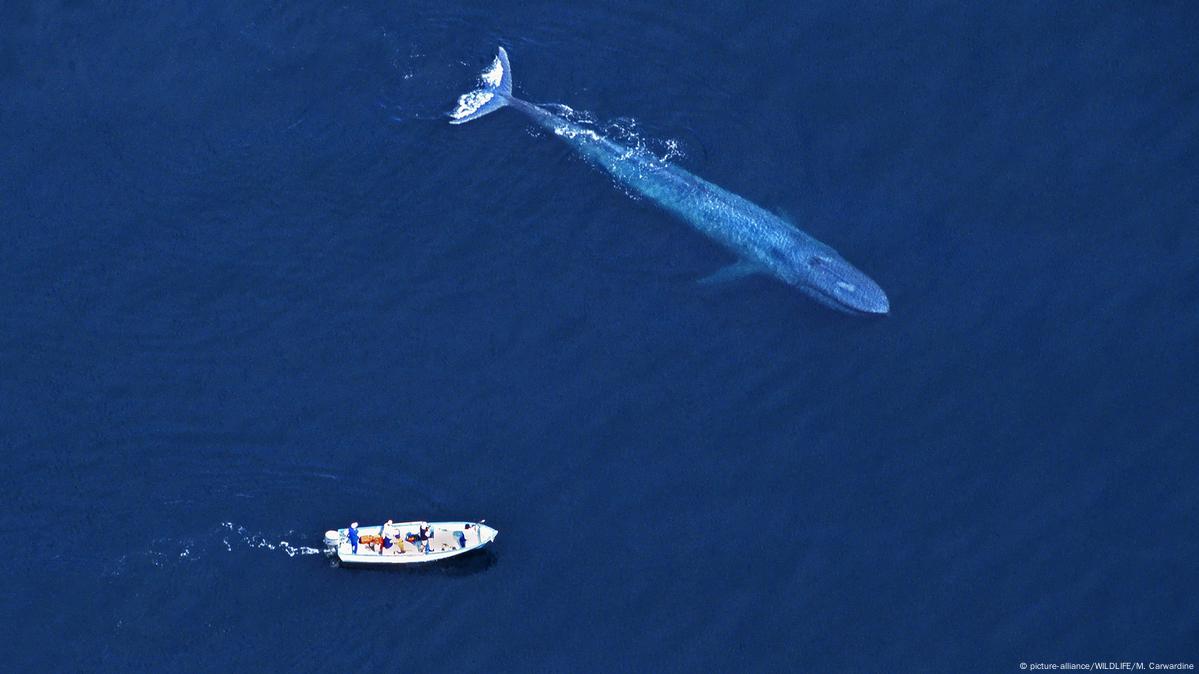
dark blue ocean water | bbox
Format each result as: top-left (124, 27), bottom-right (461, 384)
top-left (3, 1), bottom-right (1197, 671)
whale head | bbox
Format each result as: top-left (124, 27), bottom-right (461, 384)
top-left (785, 249), bottom-right (890, 315)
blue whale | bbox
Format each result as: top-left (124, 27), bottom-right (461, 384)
top-left (449, 47), bottom-right (889, 315)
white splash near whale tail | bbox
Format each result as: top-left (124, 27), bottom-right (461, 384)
top-left (448, 47), bottom-right (513, 124)
top-left (450, 90), bottom-right (496, 121)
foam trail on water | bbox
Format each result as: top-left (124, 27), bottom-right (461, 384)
top-left (105, 522), bottom-right (323, 574)
top-left (221, 522), bottom-right (322, 557)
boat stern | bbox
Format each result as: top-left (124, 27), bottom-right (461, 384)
top-left (323, 530), bottom-right (343, 558)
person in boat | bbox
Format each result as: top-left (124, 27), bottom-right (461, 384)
top-left (373, 519), bottom-right (394, 554)
top-left (419, 524), bottom-right (431, 553)
top-left (348, 522), bottom-right (360, 554)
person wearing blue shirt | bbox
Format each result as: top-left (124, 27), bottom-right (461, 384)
top-left (347, 522), bottom-right (359, 554)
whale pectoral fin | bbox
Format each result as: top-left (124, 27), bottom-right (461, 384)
top-left (698, 261), bottom-right (761, 285)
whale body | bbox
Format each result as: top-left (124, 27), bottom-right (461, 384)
top-left (449, 47), bottom-right (889, 315)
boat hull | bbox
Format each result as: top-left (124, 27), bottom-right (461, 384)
top-left (327, 521), bottom-right (498, 566)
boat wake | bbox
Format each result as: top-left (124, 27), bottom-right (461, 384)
top-left (100, 522), bottom-right (322, 577)
top-left (218, 521), bottom-right (322, 558)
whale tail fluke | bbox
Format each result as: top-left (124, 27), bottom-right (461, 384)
top-left (448, 47), bottom-right (513, 125)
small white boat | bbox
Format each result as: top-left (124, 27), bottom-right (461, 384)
top-left (323, 520), bottom-right (498, 566)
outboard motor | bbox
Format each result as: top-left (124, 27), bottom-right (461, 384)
top-left (323, 530), bottom-right (342, 557)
